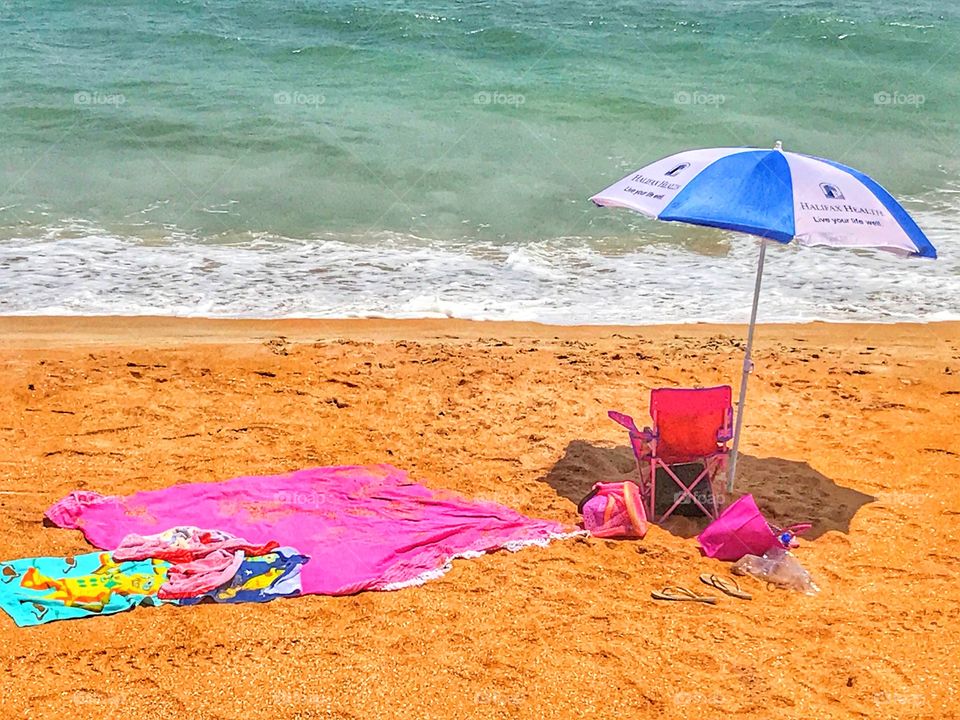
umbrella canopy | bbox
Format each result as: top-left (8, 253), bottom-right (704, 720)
top-left (591, 142), bottom-right (936, 258)
top-left (590, 142), bottom-right (937, 490)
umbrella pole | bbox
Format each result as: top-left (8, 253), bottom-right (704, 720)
top-left (728, 240), bottom-right (767, 493)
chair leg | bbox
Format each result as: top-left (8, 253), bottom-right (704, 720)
top-left (701, 454), bottom-right (729, 519)
top-left (648, 458), bottom-right (657, 521)
top-left (684, 468), bottom-right (715, 518)
top-left (710, 456), bottom-right (727, 517)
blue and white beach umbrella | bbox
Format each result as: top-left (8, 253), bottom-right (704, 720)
top-left (590, 142), bottom-right (937, 490)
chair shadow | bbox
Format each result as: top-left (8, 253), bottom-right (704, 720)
top-left (537, 440), bottom-right (875, 540)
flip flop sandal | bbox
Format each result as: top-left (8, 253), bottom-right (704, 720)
top-left (651, 586), bottom-right (717, 604)
top-left (699, 573), bottom-right (752, 600)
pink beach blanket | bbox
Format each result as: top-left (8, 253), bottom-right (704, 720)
top-left (45, 465), bottom-right (573, 595)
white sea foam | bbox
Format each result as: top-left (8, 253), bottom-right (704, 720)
top-left (0, 214), bottom-right (956, 325)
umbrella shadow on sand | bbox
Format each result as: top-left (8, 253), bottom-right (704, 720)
top-left (538, 440), bottom-right (874, 540)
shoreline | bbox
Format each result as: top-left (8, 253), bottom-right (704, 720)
top-left (1, 315), bottom-right (958, 348)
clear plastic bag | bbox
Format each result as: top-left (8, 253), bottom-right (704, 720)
top-left (731, 547), bottom-right (820, 595)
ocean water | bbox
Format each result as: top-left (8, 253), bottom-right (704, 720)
top-left (1, 0), bottom-right (957, 323)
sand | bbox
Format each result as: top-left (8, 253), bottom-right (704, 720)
top-left (0, 316), bottom-right (958, 720)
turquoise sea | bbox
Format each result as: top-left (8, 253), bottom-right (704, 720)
top-left (1, 1), bottom-right (957, 322)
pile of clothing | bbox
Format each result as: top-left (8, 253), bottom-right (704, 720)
top-left (0, 526), bottom-right (307, 626)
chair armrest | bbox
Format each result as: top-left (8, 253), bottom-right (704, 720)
top-left (608, 410), bottom-right (639, 434)
top-left (608, 411), bottom-right (655, 441)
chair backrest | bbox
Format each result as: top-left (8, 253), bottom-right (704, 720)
top-left (650, 386), bottom-right (732, 460)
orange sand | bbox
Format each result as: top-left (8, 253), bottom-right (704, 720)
top-left (0, 317), bottom-right (958, 719)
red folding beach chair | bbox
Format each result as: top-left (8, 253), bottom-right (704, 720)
top-left (609, 386), bottom-right (733, 523)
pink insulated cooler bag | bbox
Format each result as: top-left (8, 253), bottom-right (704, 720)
top-left (578, 481), bottom-right (648, 539)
